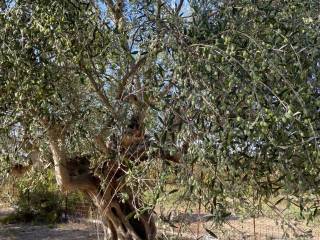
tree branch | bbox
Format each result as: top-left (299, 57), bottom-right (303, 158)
top-left (104, 0), bottom-right (124, 28)
top-left (81, 63), bottom-right (115, 116)
top-left (46, 125), bottom-right (71, 192)
top-left (116, 56), bottom-right (147, 99)
top-left (46, 125), bottom-right (99, 193)
top-left (176, 0), bottom-right (184, 14)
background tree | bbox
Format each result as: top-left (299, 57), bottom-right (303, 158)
top-left (0, 0), bottom-right (319, 239)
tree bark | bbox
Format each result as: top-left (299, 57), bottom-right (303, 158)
top-left (89, 188), bottom-right (156, 240)
top-left (45, 124), bottom-right (156, 240)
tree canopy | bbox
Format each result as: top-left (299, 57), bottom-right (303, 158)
top-left (1, 0), bottom-right (320, 239)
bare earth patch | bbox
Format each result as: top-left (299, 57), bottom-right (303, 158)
top-left (0, 222), bottom-right (105, 240)
top-left (0, 205), bottom-right (104, 240)
top-left (158, 211), bottom-right (320, 239)
top-left (1, 205), bottom-right (320, 240)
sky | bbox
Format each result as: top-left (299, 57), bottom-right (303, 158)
top-left (97, 0), bottom-right (192, 18)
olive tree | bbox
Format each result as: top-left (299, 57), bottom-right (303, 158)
top-left (1, 0), bottom-right (319, 239)
top-left (0, 1), bottom-right (189, 238)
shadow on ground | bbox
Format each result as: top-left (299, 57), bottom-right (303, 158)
top-left (0, 223), bottom-right (105, 240)
top-left (0, 206), bottom-right (105, 240)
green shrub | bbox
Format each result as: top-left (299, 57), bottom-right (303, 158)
top-left (13, 188), bottom-right (64, 224)
top-left (4, 170), bottom-right (64, 224)
top-left (5, 169), bottom-right (90, 224)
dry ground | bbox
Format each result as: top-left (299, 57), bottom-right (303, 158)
top-left (158, 212), bottom-right (320, 239)
top-left (0, 222), bottom-right (105, 240)
top-left (0, 207), bottom-right (105, 240)
top-left (1, 206), bottom-right (320, 240)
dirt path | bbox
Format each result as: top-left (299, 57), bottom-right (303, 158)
top-left (0, 205), bottom-right (105, 240)
top-left (0, 222), bottom-right (105, 240)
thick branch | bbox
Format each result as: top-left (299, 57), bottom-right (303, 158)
top-left (104, 0), bottom-right (124, 28)
top-left (84, 68), bottom-right (114, 111)
top-left (176, 0), bottom-right (184, 14)
top-left (117, 56), bottom-right (147, 99)
top-left (48, 130), bottom-right (98, 192)
top-left (46, 127), bottom-right (72, 192)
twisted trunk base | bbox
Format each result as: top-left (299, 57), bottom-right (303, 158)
top-left (46, 124), bottom-right (157, 239)
top-left (88, 189), bottom-right (156, 240)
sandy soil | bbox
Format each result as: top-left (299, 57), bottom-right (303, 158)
top-left (1, 206), bottom-right (319, 240)
top-left (0, 222), bottom-right (106, 240)
top-left (0, 206), bottom-right (105, 240)
top-left (1, 218), bottom-right (318, 240)
top-left (158, 211), bottom-right (320, 240)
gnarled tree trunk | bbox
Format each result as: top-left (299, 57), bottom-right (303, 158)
top-left (45, 123), bottom-right (156, 240)
top-left (90, 189), bottom-right (156, 240)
